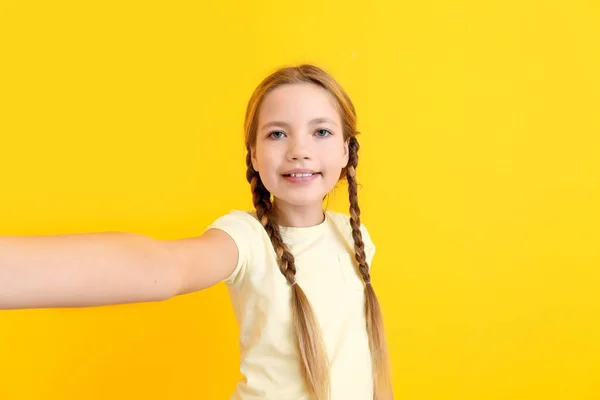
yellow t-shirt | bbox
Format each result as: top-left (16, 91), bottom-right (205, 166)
top-left (207, 209), bottom-right (376, 400)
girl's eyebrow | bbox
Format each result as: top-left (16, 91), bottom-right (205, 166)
top-left (260, 117), bottom-right (338, 131)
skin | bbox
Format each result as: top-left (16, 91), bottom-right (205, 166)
top-left (250, 83), bottom-right (349, 228)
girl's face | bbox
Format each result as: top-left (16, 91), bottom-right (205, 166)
top-left (251, 83), bottom-right (349, 209)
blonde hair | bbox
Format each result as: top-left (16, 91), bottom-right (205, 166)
top-left (243, 64), bottom-right (392, 400)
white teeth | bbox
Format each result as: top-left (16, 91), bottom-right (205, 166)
top-left (290, 173), bottom-right (313, 177)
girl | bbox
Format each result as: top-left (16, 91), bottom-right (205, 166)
top-left (0, 64), bottom-right (392, 400)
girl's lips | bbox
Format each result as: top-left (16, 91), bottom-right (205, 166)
top-left (282, 172), bottom-right (321, 184)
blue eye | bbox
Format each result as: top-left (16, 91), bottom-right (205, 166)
top-left (268, 131), bottom-right (285, 139)
top-left (316, 129), bottom-right (332, 137)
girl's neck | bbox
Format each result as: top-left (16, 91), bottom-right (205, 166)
top-left (272, 199), bottom-right (325, 228)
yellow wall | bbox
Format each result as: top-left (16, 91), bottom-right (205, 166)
top-left (1, 0), bottom-right (598, 399)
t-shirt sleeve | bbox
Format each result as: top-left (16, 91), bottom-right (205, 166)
top-left (204, 211), bottom-right (256, 285)
top-left (360, 222), bottom-right (377, 269)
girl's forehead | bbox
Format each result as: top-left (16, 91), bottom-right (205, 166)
top-left (258, 83), bottom-right (341, 123)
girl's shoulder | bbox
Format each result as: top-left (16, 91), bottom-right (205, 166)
top-left (211, 209), bottom-right (261, 226)
top-left (204, 210), bottom-right (267, 285)
top-left (325, 210), bottom-right (376, 250)
top-left (204, 209), bottom-right (266, 246)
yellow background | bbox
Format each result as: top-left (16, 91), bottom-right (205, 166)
top-left (1, 0), bottom-right (599, 399)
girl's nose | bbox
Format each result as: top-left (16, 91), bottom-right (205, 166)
top-left (287, 138), bottom-right (311, 160)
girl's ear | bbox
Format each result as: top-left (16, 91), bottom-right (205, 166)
top-left (343, 138), bottom-right (350, 168)
top-left (251, 146), bottom-right (259, 172)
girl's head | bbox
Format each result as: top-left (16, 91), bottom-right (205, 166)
top-left (244, 64), bottom-right (357, 211)
top-left (243, 64), bottom-right (392, 400)
top-left (248, 82), bottom-right (348, 210)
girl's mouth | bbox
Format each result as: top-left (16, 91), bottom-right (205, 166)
top-left (282, 172), bottom-right (321, 183)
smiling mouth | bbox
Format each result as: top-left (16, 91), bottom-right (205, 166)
top-left (282, 172), bottom-right (321, 177)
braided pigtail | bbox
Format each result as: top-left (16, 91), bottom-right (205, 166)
top-left (346, 137), bottom-right (393, 400)
top-left (246, 151), bottom-right (330, 400)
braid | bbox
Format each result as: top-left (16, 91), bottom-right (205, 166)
top-left (346, 137), bottom-right (371, 284)
top-left (246, 153), bottom-right (297, 283)
top-left (346, 137), bottom-right (393, 400)
top-left (246, 150), bottom-right (330, 400)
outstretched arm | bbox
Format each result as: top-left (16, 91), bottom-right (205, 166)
top-left (0, 228), bottom-right (238, 310)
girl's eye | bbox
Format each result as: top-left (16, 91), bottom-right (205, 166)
top-left (268, 131), bottom-right (285, 139)
top-left (315, 129), bottom-right (332, 137)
